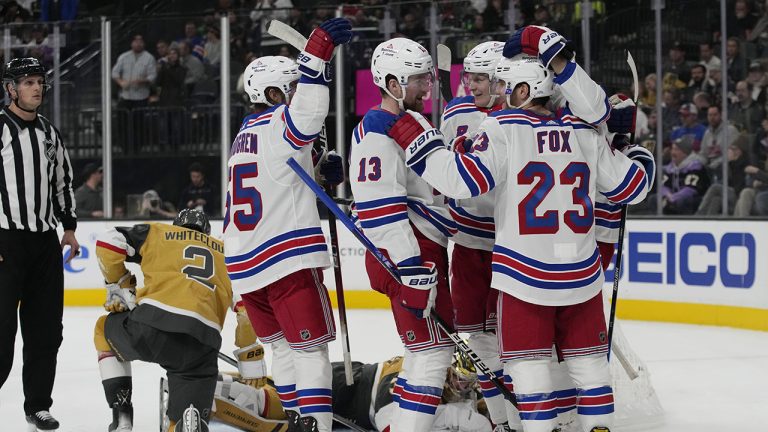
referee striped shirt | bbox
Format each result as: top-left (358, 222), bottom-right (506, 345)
top-left (0, 106), bottom-right (76, 232)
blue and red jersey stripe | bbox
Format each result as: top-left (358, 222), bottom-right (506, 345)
top-left (603, 163), bottom-right (647, 204)
top-left (226, 227), bottom-right (328, 280)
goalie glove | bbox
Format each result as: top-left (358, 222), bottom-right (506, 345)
top-left (297, 17), bottom-right (352, 83)
top-left (397, 262), bottom-right (438, 319)
top-left (104, 272), bottom-right (137, 313)
top-left (234, 342), bottom-right (268, 382)
top-left (388, 110), bottom-right (445, 175)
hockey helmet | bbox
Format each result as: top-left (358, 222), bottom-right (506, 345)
top-left (462, 41), bottom-right (504, 107)
top-left (371, 38), bottom-right (434, 110)
top-left (174, 208), bottom-right (211, 236)
top-left (494, 54), bottom-right (554, 108)
top-left (445, 348), bottom-right (478, 399)
top-left (3, 57), bottom-right (50, 98)
top-left (243, 56), bottom-right (300, 106)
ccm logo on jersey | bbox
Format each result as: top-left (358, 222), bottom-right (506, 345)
top-left (408, 129), bottom-right (442, 155)
top-left (406, 274), bottom-right (437, 286)
top-left (536, 130), bottom-right (571, 154)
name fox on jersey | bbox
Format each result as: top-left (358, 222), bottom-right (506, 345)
top-left (231, 133), bottom-right (259, 155)
top-left (164, 230), bottom-right (224, 253)
top-left (536, 130), bottom-right (572, 154)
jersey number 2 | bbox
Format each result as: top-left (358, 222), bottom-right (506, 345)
top-left (182, 246), bottom-right (216, 291)
top-left (224, 162), bottom-right (263, 231)
top-left (517, 161), bottom-right (593, 235)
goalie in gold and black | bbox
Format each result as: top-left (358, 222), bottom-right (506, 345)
top-left (92, 209), bottom-right (233, 432)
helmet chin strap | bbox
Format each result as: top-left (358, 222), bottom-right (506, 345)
top-left (383, 85), bottom-right (406, 111)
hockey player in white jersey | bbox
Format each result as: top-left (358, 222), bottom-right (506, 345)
top-left (385, 25), bottom-right (654, 432)
top-left (440, 40), bottom-right (517, 432)
top-left (223, 17), bottom-right (351, 432)
top-left (349, 38), bottom-right (458, 431)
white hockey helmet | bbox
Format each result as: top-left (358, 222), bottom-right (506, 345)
top-left (462, 41), bottom-right (504, 107)
top-left (494, 54), bottom-right (554, 109)
top-left (371, 37), bottom-right (434, 110)
top-left (243, 56), bottom-right (300, 106)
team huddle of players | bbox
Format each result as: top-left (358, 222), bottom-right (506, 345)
top-left (89, 18), bottom-right (653, 432)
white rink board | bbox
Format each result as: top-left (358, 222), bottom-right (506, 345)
top-left (61, 219), bottom-right (767, 312)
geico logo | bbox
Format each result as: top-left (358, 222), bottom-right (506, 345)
top-left (607, 232), bottom-right (756, 288)
top-left (406, 276), bottom-right (437, 286)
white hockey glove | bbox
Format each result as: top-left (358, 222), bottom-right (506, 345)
top-left (104, 272), bottom-right (137, 313)
top-left (234, 342), bottom-right (268, 383)
top-left (398, 262), bottom-right (438, 319)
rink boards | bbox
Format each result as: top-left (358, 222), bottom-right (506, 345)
top-left (61, 219), bottom-right (767, 331)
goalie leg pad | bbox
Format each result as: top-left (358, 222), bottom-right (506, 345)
top-left (504, 359), bottom-right (558, 432)
top-left (564, 355), bottom-right (614, 431)
top-left (393, 347), bottom-right (452, 431)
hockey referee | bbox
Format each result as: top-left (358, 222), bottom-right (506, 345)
top-left (0, 57), bottom-right (80, 431)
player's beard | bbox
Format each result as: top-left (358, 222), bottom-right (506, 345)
top-left (404, 92), bottom-right (427, 113)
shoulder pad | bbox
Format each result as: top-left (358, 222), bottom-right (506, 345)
top-left (443, 96), bottom-right (479, 120)
top-left (445, 95), bottom-right (475, 110)
top-left (239, 105), bottom-right (281, 130)
top-left (353, 108), bottom-right (399, 144)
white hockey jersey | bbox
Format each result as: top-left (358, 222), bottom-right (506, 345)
top-left (407, 62), bottom-right (652, 306)
top-left (440, 96), bottom-right (498, 251)
top-left (350, 107), bottom-right (457, 267)
top-left (223, 83), bottom-right (331, 295)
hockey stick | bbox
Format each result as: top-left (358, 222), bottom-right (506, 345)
top-left (436, 44), bottom-right (453, 103)
top-left (607, 51), bottom-right (639, 364)
top-left (267, 19), bottom-right (355, 384)
top-left (217, 351), bottom-right (368, 432)
top-left (286, 157), bottom-right (518, 407)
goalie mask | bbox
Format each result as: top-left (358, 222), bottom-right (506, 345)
top-left (174, 208), bottom-right (211, 236)
top-left (371, 37), bottom-right (434, 111)
top-left (444, 348), bottom-right (478, 402)
top-left (495, 54), bottom-right (554, 109)
top-left (243, 56), bottom-right (300, 106)
top-left (462, 41), bottom-right (504, 108)
top-left (3, 57), bottom-right (50, 113)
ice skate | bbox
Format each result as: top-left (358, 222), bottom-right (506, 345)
top-left (108, 402), bottom-right (133, 431)
top-left (493, 422), bottom-right (517, 431)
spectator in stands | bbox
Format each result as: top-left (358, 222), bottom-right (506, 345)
top-left (754, 117), bottom-right (768, 163)
top-left (686, 64), bottom-right (714, 101)
top-left (663, 41), bottom-right (693, 83)
top-left (532, 4), bottom-right (552, 26)
top-left (661, 88), bottom-right (683, 140)
top-left (748, 0), bottom-right (768, 55)
top-left (156, 47), bottom-right (187, 106)
top-left (700, 105), bottom-right (740, 170)
top-left (204, 26), bottom-right (222, 66)
top-left (286, 7), bottom-right (309, 36)
top-left (26, 25), bottom-right (53, 69)
top-left (75, 163), bottom-right (103, 219)
top-left (728, 0), bottom-right (759, 40)
top-left (730, 80), bottom-right (764, 132)
top-left (250, 0), bottom-right (293, 33)
top-left (746, 60), bottom-right (768, 105)
top-left (670, 103), bottom-right (707, 150)
top-left (400, 12), bottom-right (426, 38)
top-left (236, 51), bottom-right (257, 104)
top-left (699, 41), bottom-right (722, 81)
top-left (140, 189), bottom-right (176, 219)
top-left (178, 162), bottom-right (215, 215)
top-left (661, 136), bottom-right (711, 214)
top-left (709, 66), bottom-right (727, 106)
top-left (177, 21), bottom-right (205, 61)
top-left (482, 0), bottom-right (506, 32)
top-left (156, 39), bottom-right (169, 66)
top-left (178, 41), bottom-right (205, 97)
top-left (735, 161), bottom-right (768, 216)
top-left (726, 36), bottom-right (746, 84)
top-left (39, 0), bottom-right (78, 21)
top-left (696, 133), bottom-right (752, 215)
top-left (640, 73), bottom-right (657, 108)
top-left (0, 1), bottom-right (30, 24)
top-left (111, 34), bottom-right (157, 109)
top-left (693, 91), bottom-right (713, 123)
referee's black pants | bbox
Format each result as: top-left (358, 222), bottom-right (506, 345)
top-left (0, 229), bottom-right (64, 415)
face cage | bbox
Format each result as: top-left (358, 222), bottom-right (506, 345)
top-left (447, 366), bottom-right (478, 398)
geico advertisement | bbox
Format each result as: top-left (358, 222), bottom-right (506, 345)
top-left (62, 220), bottom-right (765, 309)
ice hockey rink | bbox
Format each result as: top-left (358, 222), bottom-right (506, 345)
top-left (1, 307), bottom-right (766, 432)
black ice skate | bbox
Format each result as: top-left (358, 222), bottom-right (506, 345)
top-left (177, 405), bottom-right (208, 432)
top-left (493, 422), bottom-right (517, 431)
top-left (25, 410), bottom-right (59, 431)
top-left (299, 416), bottom-right (319, 432)
top-left (286, 410), bottom-right (301, 432)
top-left (108, 402), bottom-right (133, 431)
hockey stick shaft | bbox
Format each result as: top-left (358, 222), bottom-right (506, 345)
top-left (267, 19), bottom-right (338, 59)
top-left (607, 51), bottom-right (639, 362)
top-left (436, 44), bottom-right (453, 102)
top-left (287, 156), bottom-right (517, 406)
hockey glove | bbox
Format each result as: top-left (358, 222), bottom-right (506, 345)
top-left (622, 142), bottom-right (656, 189)
top-left (398, 262), bottom-right (438, 319)
top-left (234, 342), bottom-right (268, 384)
top-left (389, 110), bottom-right (445, 175)
top-left (234, 304), bottom-right (258, 349)
top-left (610, 134), bottom-right (632, 152)
top-left (607, 93), bottom-right (636, 135)
top-left (451, 135), bottom-right (474, 154)
top-left (320, 151), bottom-right (344, 186)
top-left (104, 272), bottom-right (137, 313)
top-left (503, 25), bottom-right (567, 68)
top-left (297, 17), bottom-right (352, 82)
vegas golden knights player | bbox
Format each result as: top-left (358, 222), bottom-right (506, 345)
top-left (92, 209), bottom-right (232, 432)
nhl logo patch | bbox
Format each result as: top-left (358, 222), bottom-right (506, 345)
top-left (44, 138), bottom-right (55, 162)
top-left (599, 331), bottom-right (607, 343)
top-left (406, 330), bottom-right (416, 342)
top-left (300, 329), bottom-right (311, 341)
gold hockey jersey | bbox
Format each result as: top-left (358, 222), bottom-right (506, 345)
top-left (96, 222), bottom-right (233, 349)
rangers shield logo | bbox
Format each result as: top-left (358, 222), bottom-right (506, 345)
top-left (44, 139), bottom-right (55, 162)
top-left (300, 329), bottom-right (311, 341)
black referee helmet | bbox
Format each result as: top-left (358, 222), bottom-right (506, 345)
top-left (173, 208), bottom-right (211, 236)
top-left (3, 57), bottom-right (50, 111)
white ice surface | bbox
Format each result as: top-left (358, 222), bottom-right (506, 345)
top-left (1, 308), bottom-right (766, 432)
